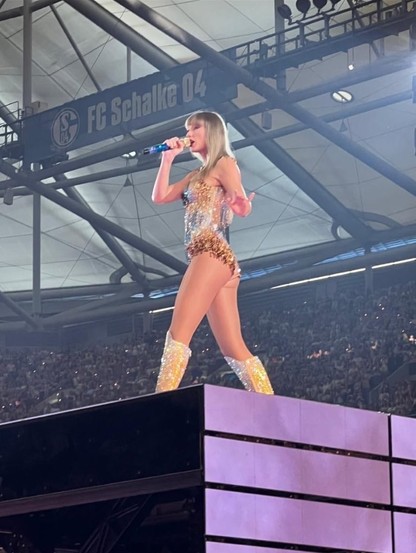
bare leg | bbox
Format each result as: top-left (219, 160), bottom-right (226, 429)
top-left (207, 278), bottom-right (274, 394)
top-left (206, 276), bottom-right (251, 359)
top-left (155, 253), bottom-right (233, 392)
top-left (169, 252), bottom-right (233, 345)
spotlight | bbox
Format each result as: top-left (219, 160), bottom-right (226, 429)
top-left (121, 151), bottom-right (136, 159)
top-left (330, 90), bottom-right (353, 103)
top-left (277, 4), bottom-right (293, 23)
top-left (348, 63), bottom-right (355, 70)
top-left (296, 0), bottom-right (311, 16)
top-left (313, 0), bottom-right (327, 10)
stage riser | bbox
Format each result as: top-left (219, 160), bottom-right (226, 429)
top-left (204, 386), bottom-right (416, 553)
top-left (204, 385), bottom-right (389, 455)
top-left (392, 463), bottom-right (416, 508)
top-left (205, 436), bottom-right (390, 504)
top-left (391, 415), bottom-right (416, 460)
top-left (206, 546), bottom-right (310, 553)
top-left (395, 512), bottom-right (416, 553)
top-left (0, 385), bottom-right (414, 553)
top-left (206, 489), bottom-right (392, 552)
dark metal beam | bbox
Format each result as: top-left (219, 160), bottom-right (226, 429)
top-left (63, 182), bottom-right (149, 289)
top-left (50, 4), bottom-right (102, 92)
top-left (0, 117), bottom-right (186, 189)
top-left (0, 159), bottom-right (187, 274)
top-left (65, 0), bottom-right (176, 70)
top-left (5, 89), bottom-right (411, 199)
top-left (30, 240), bottom-right (416, 328)
top-left (231, 114), bottom-right (372, 242)
top-left (0, 100), bottom-right (20, 134)
top-left (0, 0), bottom-right (61, 21)
top-left (0, 290), bottom-right (40, 330)
top-left (117, 0), bottom-right (416, 198)
top-left (345, 0), bottom-right (381, 58)
top-left (113, 0), bottom-right (372, 242)
top-left (43, 282), bottom-right (143, 326)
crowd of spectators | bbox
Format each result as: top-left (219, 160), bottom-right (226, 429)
top-left (0, 278), bottom-right (415, 423)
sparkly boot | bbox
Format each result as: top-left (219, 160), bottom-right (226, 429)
top-left (224, 355), bottom-right (274, 394)
top-left (155, 331), bottom-right (192, 392)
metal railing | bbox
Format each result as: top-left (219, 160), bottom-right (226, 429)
top-left (223, 0), bottom-right (416, 71)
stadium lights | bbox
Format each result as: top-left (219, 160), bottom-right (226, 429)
top-left (270, 257), bottom-right (416, 291)
top-left (278, 0), bottom-right (341, 23)
top-left (296, 0), bottom-right (311, 16)
top-left (331, 90), bottom-right (353, 103)
top-left (313, 0), bottom-right (328, 10)
top-left (277, 4), bottom-right (293, 23)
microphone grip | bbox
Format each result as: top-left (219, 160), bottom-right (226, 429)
top-left (142, 137), bottom-right (190, 155)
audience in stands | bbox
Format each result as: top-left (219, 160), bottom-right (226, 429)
top-left (0, 279), bottom-right (415, 422)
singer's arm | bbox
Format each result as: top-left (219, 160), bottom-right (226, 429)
top-left (216, 157), bottom-right (253, 217)
top-left (152, 158), bottom-right (193, 204)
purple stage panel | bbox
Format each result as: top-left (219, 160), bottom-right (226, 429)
top-left (299, 398), bottom-right (389, 455)
top-left (205, 489), bottom-right (392, 553)
top-left (394, 512), bottom-right (416, 552)
top-left (391, 415), bottom-right (416, 461)
top-left (204, 436), bottom-right (390, 504)
top-left (204, 385), bottom-right (389, 455)
top-left (206, 545), bottom-right (309, 553)
top-left (204, 385), bottom-right (300, 442)
top-left (392, 463), bottom-right (416, 508)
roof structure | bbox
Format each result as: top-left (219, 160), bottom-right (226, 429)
top-left (0, 0), bottom-right (416, 331)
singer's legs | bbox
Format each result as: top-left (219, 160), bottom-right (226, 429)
top-left (169, 252), bottom-right (234, 345)
top-left (207, 278), bottom-right (274, 394)
top-left (206, 277), bottom-right (252, 360)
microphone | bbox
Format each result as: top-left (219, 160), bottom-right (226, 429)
top-left (142, 137), bottom-right (191, 155)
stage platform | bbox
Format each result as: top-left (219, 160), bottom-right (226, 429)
top-left (0, 384), bottom-right (414, 553)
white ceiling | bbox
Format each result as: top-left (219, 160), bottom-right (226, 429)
top-left (0, 0), bottom-right (415, 292)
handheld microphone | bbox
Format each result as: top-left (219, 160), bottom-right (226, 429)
top-left (142, 137), bottom-right (191, 155)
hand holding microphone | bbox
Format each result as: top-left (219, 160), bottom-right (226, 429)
top-left (143, 137), bottom-right (191, 155)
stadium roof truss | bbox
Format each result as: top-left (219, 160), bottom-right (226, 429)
top-left (0, 0), bottom-right (415, 331)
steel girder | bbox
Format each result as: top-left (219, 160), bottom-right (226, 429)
top-left (0, 159), bottom-right (188, 274)
top-left (114, 0), bottom-right (416, 198)
top-left (3, 89), bottom-right (411, 200)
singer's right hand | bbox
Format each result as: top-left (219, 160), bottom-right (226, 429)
top-left (162, 137), bottom-right (185, 161)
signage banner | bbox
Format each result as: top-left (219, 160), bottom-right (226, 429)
top-left (23, 59), bottom-right (238, 163)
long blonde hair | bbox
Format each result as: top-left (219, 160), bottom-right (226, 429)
top-left (185, 111), bottom-right (234, 179)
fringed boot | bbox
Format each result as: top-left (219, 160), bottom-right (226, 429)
top-left (155, 331), bottom-right (192, 392)
top-left (224, 355), bottom-right (274, 394)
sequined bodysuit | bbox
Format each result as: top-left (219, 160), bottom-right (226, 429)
top-left (182, 174), bottom-right (239, 274)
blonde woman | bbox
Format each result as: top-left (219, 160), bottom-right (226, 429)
top-left (152, 111), bottom-right (273, 394)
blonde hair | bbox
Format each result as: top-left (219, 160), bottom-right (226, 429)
top-left (185, 111), bottom-right (234, 179)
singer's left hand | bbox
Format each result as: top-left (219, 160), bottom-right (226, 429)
top-left (226, 191), bottom-right (255, 217)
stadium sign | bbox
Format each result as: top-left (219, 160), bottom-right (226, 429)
top-left (23, 60), bottom-right (238, 163)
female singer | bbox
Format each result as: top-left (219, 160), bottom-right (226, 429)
top-left (152, 111), bottom-right (274, 394)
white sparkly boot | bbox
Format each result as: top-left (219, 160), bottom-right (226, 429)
top-left (155, 331), bottom-right (192, 392)
top-left (224, 355), bottom-right (274, 394)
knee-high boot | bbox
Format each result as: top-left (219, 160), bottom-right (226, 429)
top-left (224, 355), bottom-right (274, 394)
top-left (155, 331), bottom-right (192, 392)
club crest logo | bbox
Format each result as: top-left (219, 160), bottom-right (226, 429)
top-left (51, 108), bottom-right (80, 148)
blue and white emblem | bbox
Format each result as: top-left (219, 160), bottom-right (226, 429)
top-left (51, 108), bottom-right (80, 148)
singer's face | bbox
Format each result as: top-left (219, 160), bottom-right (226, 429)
top-left (186, 121), bottom-right (207, 157)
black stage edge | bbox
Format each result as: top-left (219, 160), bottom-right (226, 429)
top-left (0, 386), bottom-right (206, 553)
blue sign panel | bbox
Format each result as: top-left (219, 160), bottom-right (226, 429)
top-left (23, 60), bottom-right (238, 163)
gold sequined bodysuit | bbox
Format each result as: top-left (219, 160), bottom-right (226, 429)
top-left (182, 175), bottom-right (239, 274)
